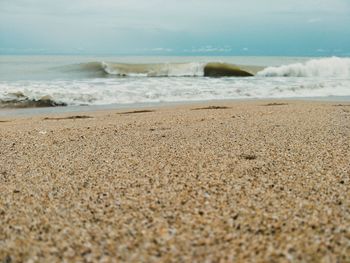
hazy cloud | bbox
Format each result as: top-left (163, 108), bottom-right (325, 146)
top-left (307, 18), bottom-right (322, 23)
top-left (185, 46), bottom-right (232, 53)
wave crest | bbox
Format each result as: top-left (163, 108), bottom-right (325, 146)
top-left (101, 62), bottom-right (205, 77)
top-left (257, 57), bottom-right (350, 78)
top-left (66, 62), bottom-right (254, 78)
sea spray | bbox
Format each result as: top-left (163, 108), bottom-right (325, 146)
top-left (257, 57), bottom-right (350, 78)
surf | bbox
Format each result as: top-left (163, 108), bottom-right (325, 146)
top-left (257, 57), bottom-right (350, 78)
top-left (1, 56), bottom-right (349, 109)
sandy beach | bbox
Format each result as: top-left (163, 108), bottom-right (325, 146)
top-left (0, 100), bottom-right (349, 262)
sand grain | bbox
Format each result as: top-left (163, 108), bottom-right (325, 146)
top-left (0, 101), bottom-right (349, 262)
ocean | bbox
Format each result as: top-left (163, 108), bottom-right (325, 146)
top-left (0, 55), bottom-right (350, 112)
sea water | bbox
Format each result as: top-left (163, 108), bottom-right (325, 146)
top-left (0, 56), bottom-right (349, 109)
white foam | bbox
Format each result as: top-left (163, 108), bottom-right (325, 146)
top-left (101, 62), bottom-right (205, 77)
top-left (1, 76), bottom-right (349, 106)
top-left (257, 57), bottom-right (350, 78)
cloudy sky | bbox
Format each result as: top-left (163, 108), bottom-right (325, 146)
top-left (0, 0), bottom-right (349, 56)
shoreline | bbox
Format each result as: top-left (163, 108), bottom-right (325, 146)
top-left (1, 96), bottom-right (350, 119)
top-left (1, 100), bottom-right (349, 261)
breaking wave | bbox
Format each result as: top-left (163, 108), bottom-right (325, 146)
top-left (1, 57), bottom-right (349, 108)
top-left (101, 62), bottom-right (205, 77)
top-left (61, 57), bottom-right (350, 79)
top-left (257, 57), bottom-right (350, 78)
top-left (64, 62), bottom-right (255, 78)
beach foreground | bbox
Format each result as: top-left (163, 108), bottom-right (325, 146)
top-left (0, 101), bottom-right (349, 262)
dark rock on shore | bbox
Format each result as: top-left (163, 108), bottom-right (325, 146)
top-left (0, 95), bottom-right (67, 108)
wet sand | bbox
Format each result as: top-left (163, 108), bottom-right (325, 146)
top-left (0, 100), bottom-right (349, 262)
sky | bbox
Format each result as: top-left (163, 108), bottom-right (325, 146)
top-left (0, 0), bottom-right (350, 56)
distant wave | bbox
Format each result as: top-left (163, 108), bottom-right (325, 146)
top-left (257, 57), bottom-right (350, 77)
top-left (62, 62), bottom-right (255, 77)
